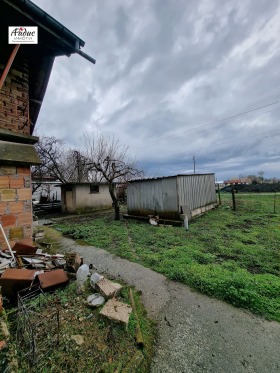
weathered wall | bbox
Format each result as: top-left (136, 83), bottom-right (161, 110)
top-left (0, 59), bottom-right (30, 135)
top-left (74, 184), bottom-right (113, 213)
top-left (0, 58), bottom-right (34, 248)
top-left (177, 174), bottom-right (217, 214)
top-left (127, 177), bottom-right (179, 219)
top-left (0, 165), bottom-right (33, 249)
top-left (61, 184), bottom-right (113, 213)
top-left (127, 174), bottom-right (217, 220)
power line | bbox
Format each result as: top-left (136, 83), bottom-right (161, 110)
top-left (134, 91), bottom-right (280, 148)
top-left (188, 128), bottom-right (280, 154)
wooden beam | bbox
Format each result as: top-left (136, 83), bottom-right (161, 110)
top-left (0, 44), bottom-right (20, 91)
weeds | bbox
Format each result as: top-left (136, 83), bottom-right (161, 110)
top-left (9, 281), bottom-right (155, 372)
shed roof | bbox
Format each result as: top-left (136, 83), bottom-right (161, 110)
top-left (0, 0), bottom-right (95, 132)
top-left (128, 173), bottom-right (215, 183)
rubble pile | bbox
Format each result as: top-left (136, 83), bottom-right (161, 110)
top-left (78, 265), bottom-right (133, 326)
top-left (0, 241), bottom-right (81, 299)
top-left (0, 239), bottom-right (133, 326)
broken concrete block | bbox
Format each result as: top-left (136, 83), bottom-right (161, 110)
top-left (100, 298), bottom-right (132, 326)
top-left (66, 252), bottom-right (82, 273)
top-left (95, 278), bottom-right (122, 299)
top-left (33, 230), bottom-right (45, 240)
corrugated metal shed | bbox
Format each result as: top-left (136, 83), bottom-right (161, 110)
top-left (127, 174), bottom-right (217, 220)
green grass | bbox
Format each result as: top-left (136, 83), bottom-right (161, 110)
top-left (56, 193), bottom-right (280, 321)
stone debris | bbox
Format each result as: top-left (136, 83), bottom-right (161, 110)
top-left (0, 236), bottom-right (83, 299)
top-left (87, 293), bottom-right (105, 308)
top-left (148, 215), bottom-right (159, 226)
top-left (100, 298), bottom-right (132, 326)
top-left (70, 335), bottom-right (84, 346)
top-left (95, 278), bottom-right (122, 299)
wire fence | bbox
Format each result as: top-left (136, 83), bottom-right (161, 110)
top-left (220, 192), bottom-right (280, 214)
top-left (17, 285), bottom-right (60, 369)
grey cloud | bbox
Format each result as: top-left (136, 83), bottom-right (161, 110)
top-left (32, 0), bottom-right (280, 181)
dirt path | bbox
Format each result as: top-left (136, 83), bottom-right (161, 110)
top-left (60, 237), bottom-right (280, 373)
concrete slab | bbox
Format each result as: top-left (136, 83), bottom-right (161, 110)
top-left (100, 298), bottom-right (132, 325)
top-left (95, 278), bottom-right (122, 299)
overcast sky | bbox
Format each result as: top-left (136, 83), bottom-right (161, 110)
top-left (33, 0), bottom-right (280, 181)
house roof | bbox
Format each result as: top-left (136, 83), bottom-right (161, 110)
top-left (0, 0), bottom-right (95, 132)
top-left (59, 182), bottom-right (115, 187)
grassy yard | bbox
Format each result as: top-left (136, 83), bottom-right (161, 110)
top-left (56, 193), bottom-right (280, 322)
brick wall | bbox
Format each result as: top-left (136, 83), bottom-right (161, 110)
top-left (0, 58), bottom-right (30, 135)
top-left (0, 165), bottom-right (33, 249)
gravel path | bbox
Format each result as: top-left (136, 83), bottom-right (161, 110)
top-left (60, 237), bottom-right (280, 373)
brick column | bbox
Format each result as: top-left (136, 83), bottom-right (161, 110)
top-left (0, 165), bottom-right (33, 249)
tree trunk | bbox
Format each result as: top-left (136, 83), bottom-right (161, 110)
top-left (108, 183), bottom-right (120, 220)
top-left (114, 203), bottom-right (120, 221)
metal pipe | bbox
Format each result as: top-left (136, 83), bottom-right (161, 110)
top-left (74, 49), bottom-right (96, 64)
top-left (184, 215), bottom-right (189, 230)
top-left (0, 44), bottom-right (20, 91)
top-left (0, 224), bottom-right (16, 263)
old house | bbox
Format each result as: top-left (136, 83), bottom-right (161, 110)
top-left (60, 183), bottom-right (115, 213)
top-left (0, 0), bottom-right (95, 248)
top-left (127, 174), bottom-right (217, 220)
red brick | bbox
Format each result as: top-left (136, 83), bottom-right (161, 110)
top-left (9, 202), bottom-right (24, 214)
top-left (17, 212), bottom-right (32, 226)
top-left (0, 202), bottom-right (8, 214)
top-left (18, 237), bottom-right (33, 246)
top-left (0, 176), bottom-right (9, 188)
top-left (1, 214), bottom-right (16, 228)
top-left (17, 188), bottom-right (31, 201)
top-left (9, 177), bottom-right (24, 189)
top-left (17, 167), bottom-right (30, 176)
top-left (0, 239), bottom-right (10, 251)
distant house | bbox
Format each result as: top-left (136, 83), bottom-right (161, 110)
top-left (32, 175), bottom-right (61, 203)
top-left (0, 0), bottom-right (95, 249)
top-left (127, 174), bottom-right (217, 220)
top-left (224, 178), bottom-right (250, 185)
top-left (60, 183), bottom-right (115, 213)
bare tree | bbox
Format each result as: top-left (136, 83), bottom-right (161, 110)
top-left (82, 133), bottom-right (143, 220)
top-left (32, 136), bottom-right (90, 193)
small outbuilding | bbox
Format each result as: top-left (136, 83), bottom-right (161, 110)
top-left (127, 173), bottom-right (217, 220)
top-left (60, 183), bottom-right (115, 213)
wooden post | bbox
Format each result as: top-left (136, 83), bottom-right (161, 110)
top-left (231, 184), bottom-right (236, 211)
top-left (0, 44), bottom-right (20, 90)
top-left (217, 184), bottom-right (221, 205)
top-left (274, 192), bottom-right (276, 214)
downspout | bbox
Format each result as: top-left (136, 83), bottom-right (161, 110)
top-left (0, 44), bottom-right (20, 91)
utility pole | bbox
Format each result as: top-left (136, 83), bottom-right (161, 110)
top-left (193, 155), bottom-right (196, 174)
